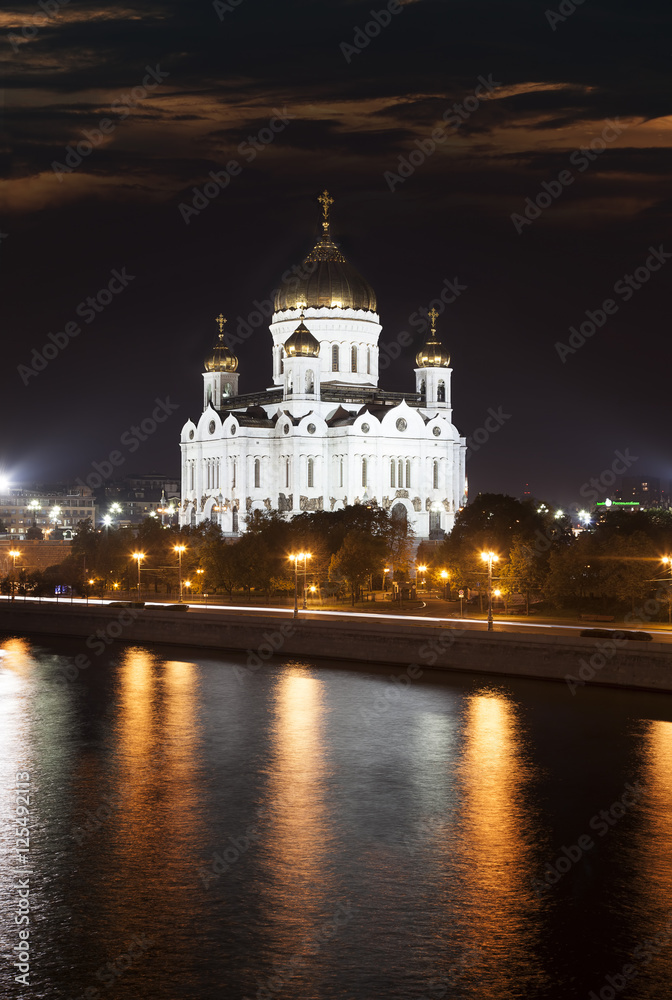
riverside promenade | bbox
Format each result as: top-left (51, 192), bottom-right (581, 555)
top-left (1, 599), bottom-right (672, 695)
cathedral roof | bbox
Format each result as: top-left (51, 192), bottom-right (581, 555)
top-left (205, 315), bottom-right (238, 372)
top-left (283, 313), bottom-right (320, 357)
top-left (415, 308), bottom-right (450, 368)
top-left (273, 190), bottom-right (377, 314)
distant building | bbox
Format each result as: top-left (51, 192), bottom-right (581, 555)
top-left (616, 476), bottom-right (667, 509)
top-left (0, 484), bottom-right (97, 540)
top-left (98, 473), bottom-right (180, 526)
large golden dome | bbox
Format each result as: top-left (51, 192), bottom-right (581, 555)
top-left (415, 308), bottom-right (450, 368)
top-left (273, 190), bottom-right (377, 313)
top-left (205, 315), bottom-right (238, 372)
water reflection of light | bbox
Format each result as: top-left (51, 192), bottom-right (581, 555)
top-left (451, 689), bottom-right (545, 995)
top-left (630, 718), bottom-right (672, 997)
top-left (260, 672), bottom-right (328, 952)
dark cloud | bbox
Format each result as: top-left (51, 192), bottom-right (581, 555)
top-left (2, 0), bottom-right (671, 503)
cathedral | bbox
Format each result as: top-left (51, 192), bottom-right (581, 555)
top-left (179, 191), bottom-right (467, 538)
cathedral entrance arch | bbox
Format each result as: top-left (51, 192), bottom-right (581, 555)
top-left (390, 502), bottom-right (408, 527)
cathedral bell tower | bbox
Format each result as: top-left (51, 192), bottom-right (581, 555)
top-left (203, 314), bottom-right (239, 410)
top-left (414, 307), bottom-right (452, 410)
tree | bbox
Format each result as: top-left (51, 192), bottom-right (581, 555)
top-left (329, 531), bottom-right (387, 605)
top-left (598, 531), bottom-right (657, 612)
top-left (499, 535), bottom-right (548, 615)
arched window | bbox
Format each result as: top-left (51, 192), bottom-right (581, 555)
top-left (398, 459), bottom-right (403, 486)
top-left (362, 457), bottom-right (367, 488)
top-left (232, 507), bottom-right (238, 533)
top-left (429, 510), bottom-right (441, 534)
top-left (339, 457), bottom-right (344, 488)
top-left (232, 458), bottom-right (237, 489)
top-left (280, 355), bottom-right (284, 375)
top-left (287, 375), bottom-right (293, 396)
top-left (254, 458), bottom-right (260, 489)
top-left (206, 385), bottom-right (212, 405)
top-left (190, 462), bottom-right (194, 490)
top-left (390, 458), bottom-right (396, 488)
top-left (285, 458), bottom-right (290, 489)
top-left (419, 379), bottom-right (426, 402)
top-left (351, 345), bottom-right (358, 372)
top-left (307, 458), bottom-right (314, 488)
top-left (406, 459), bottom-right (411, 488)
top-left (433, 459), bottom-right (439, 489)
top-left (367, 347), bottom-right (371, 374)
top-left (332, 344), bottom-right (339, 371)
top-left (190, 506), bottom-right (196, 527)
top-left (306, 370), bottom-right (314, 393)
top-left (224, 382), bottom-right (232, 397)
top-left (437, 380), bottom-right (445, 402)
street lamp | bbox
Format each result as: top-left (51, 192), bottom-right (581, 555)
top-left (28, 499), bottom-right (40, 527)
top-left (196, 568), bottom-right (204, 600)
top-left (9, 549), bottom-right (20, 601)
top-left (289, 552), bottom-right (311, 617)
top-left (132, 552), bottom-right (145, 598)
top-left (417, 564), bottom-right (427, 591)
top-left (480, 551), bottom-right (499, 631)
top-left (87, 578), bottom-right (95, 605)
top-left (440, 569), bottom-right (449, 600)
top-left (174, 544), bottom-right (187, 602)
top-left (383, 567), bottom-right (389, 591)
top-left (661, 556), bottom-right (672, 623)
top-left (184, 579), bottom-right (192, 600)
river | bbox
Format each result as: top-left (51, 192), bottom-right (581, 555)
top-left (1, 634), bottom-right (672, 999)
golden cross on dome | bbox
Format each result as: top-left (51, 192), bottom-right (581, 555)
top-left (216, 313), bottom-right (227, 334)
top-left (428, 307), bottom-right (439, 332)
top-left (318, 189), bottom-right (334, 229)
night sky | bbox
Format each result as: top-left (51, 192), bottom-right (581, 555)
top-left (3, 0), bottom-right (671, 507)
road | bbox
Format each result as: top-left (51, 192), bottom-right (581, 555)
top-left (4, 595), bottom-right (672, 643)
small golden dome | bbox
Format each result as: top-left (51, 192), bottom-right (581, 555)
top-left (274, 190), bottom-right (377, 313)
top-left (205, 315), bottom-right (238, 371)
top-left (283, 313), bottom-right (320, 358)
top-left (415, 308), bottom-right (450, 367)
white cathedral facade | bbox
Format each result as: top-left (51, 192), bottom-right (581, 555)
top-left (179, 191), bottom-right (467, 538)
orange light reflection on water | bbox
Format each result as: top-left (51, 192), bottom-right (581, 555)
top-left (451, 690), bottom-right (546, 995)
top-left (258, 671), bottom-right (330, 955)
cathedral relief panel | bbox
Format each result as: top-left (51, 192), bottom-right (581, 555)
top-left (278, 493), bottom-right (293, 512)
top-left (382, 497), bottom-right (392, 510)
top-left (300, 496), bottom-right (323, 511)
top-left (394, 490), bottom-right (409, 499)
top-left (442, 499), bottom-right (453, 512)
top-left (412, 497), bottom-right (422, 511)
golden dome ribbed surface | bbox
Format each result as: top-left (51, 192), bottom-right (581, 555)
top-left (274, 190), bottom-right (377, 313)
top-left (283, 314), bottom-right (320, 357)
top-left (205, 333), bottom-right (238, 372)
top-left (416, 310), bottom-right (450, 367)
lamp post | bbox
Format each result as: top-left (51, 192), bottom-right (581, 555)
top-left (9, 549), bottom-right (20, 601)
top-left (302, 553), bottom-right (311, 610)
top-left (132, 552), bottom-right (145, 599)
top-left (417, 564), bottom-right (427, 593)
top-left (87, 578), bottom-right (95, 605)
top-left (174, 544), bottom-right (186, 602)
top-left (289, 552), bottom-right (311, 617)
top-left (480, 551), bottom-right (499, 631)
top-left (440, 569), bottom-right (449, 600)
top-left (184, 579), bottom-right (192, 601)
top-left (662, 556), bottom-right (672, 623)
top-left (196, 568), bottom-right (204, 602)
top-left (383, 568), bottom-right (389, 592)
top-left (28, 499), bottom-right (40, 528)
